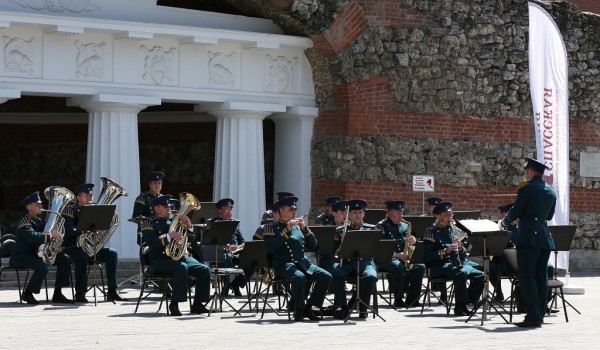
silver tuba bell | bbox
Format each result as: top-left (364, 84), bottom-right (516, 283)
top-left (77, 177), bottom-right (128, 257)
top-left (166, 192), bottom-right (201, 261)
top-left (38, 186), bottom-right (75, 265)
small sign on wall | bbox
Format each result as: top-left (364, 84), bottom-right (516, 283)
top-left (413, 175), bottom-right (435, 192)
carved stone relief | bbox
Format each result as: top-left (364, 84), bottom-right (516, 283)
top-left (9, 0), bottom-right (99, 12)
top-left (208, 51), bottom-right (234, 87)
top-left (265, 54), bottom-right (298, 93)
top-left (141, 45), bottom-right (176, 85)
top-left (75, 40), bottom-right (105, 79)
top-left (2, 36), bottom-right (34, 76)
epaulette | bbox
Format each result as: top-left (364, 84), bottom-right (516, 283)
top-left (261, 223), bottom-right (276, 238)
top-left (18, 215), bottom-right (33, 230)
top-left (423, 226), bottom-right (436, 242)
top-left (377, 218), bottom-right (388, 226)
top-left (253, 225), bottom-right (264, 240)
top-left (62, 205), bottom-right (76, 219)
top-left (140, 217), bottom-right (155, 231)
top-left (363, 223), bottom-right (377, 229)
top-left (135, 193), bottom-right (147, 205)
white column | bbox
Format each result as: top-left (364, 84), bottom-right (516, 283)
top-left (271, 107), bottom-right (318, 216)
top-left (69, 94), bottom-right (160, 259)
top-left (203, 102), bottom-right (286, 240)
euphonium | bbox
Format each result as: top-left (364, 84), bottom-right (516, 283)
top-left (165, 192), bottom-right (201, 261)
top-left (77, 177), bottom-right (128, 257)
top-left (38, 186), bottom-right (75, 265)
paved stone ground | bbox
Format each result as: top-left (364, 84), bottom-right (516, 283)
top-left (0, 273), bottom-right (596, 350)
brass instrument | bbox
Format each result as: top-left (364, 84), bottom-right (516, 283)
top-left (77, 177), bottom-right (129, 257)
top-left (402, 221), bottom-right (416, 271)
top-left (165, 192), bottom-right (201, 261)
top-left (38, 186), bottom-right (75, 265)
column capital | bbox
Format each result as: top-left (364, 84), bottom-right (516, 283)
top-left (0, 89), bottom-right (21, 105)
top-left (68, 94), bottom-right (161, 113)
top-left (270, 106), bottom-right (319, 122)
top-left (196, 101), bottom-right (286, 120)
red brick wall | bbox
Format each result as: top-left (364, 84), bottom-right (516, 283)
top-left (569, 0), bottom-right (600, 14)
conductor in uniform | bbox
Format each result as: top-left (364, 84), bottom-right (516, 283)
top-left (501, 157), bottom-right (556, 328)
top-left (9, 192), bottom-right (73, 304)
top-left (262, 196), bottom-right (332, 321)
top-left (141, 195), bottom-right (211, 316)
top-left (423, 201), bottom-right (484, 316)
top-left (376, 201), bottom-right (425, 308)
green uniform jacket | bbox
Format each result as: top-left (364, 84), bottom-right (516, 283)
top-left (502, 175), bottom-right (556, 249)
top-left (262, 220), bottom-right (318, 275)
top-left (141, 217), bottom-right (196, 261)
top-left (9, 212), bottom-right (48, 266)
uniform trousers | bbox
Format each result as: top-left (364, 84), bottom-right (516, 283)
top-left (151, 257), bottom-right (211, 303)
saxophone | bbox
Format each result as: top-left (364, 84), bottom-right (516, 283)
top-left (38, 186), bottom-right (75, 265)
top-left (77, 177), bottom-right (128, 257)
top-left (402, 220), bottom-right (416, 271)
top-left (165, 192), bottom-right (201, 261)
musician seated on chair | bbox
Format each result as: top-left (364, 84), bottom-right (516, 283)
top-left (62, 183), bottom-right (127, 303)
top-left (331, 199), bottom-right (379, 320)
top-left (141, 195), bottom-right (211, 316)
top-left (262, 195), bottom-right (332, 322)
top-left (9, 191), bottom-right (73, 304)
top-left (423, 201), bottom-right (484, 316)
top-left (315, 196), bottom-right (342, 225)
top-left (207, 198), bottom-right (252, 297)
top-left (376, 200), bottom-right (425, 308)
top-left (425, 197), bottom-right (443, 216)
top-left (132, 171), bottom-right (165, 244)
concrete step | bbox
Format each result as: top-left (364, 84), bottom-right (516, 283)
top-left (0, 260), bottom-right (142, 288)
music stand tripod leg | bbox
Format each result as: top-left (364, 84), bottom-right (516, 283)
top-left (344, 260), bottom-right (386, 323)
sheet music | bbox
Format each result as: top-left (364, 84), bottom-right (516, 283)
top-left (457, 219), bottom-right (502, 233)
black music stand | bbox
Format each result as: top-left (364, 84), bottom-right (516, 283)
top-left (404, 216), bottom-right (435, 240)
top-left (452, 211), bottom-right (481, 221)
top-left (76, 204), bottom-right (116, 306)
top-left (364, 209), bottom-right (387, 225)
top-left (232, 241), bottom-right (271, 315)
top-left (458, 219), bottom-right (510, 326)
top-left (201, 219), bottom-right (242, 314)
top-left (119, 215), bottom-right (147, 287)
top-left (373, 239), bottom-right (399, 310)
top-left (191, 202), bottom-right (218, 241)
top-left (548, 225), bottom-right (580, 314)
top-left (337, 230), bottom-right (385, 322)
top-left (309, 226), bottom-right (337, 264)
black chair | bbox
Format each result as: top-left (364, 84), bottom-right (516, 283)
top-left (1, 236), bottom-right (50, 304)
top-left (200, 244), bottom-right (246, 314)
top-left (373, 240), bottom-right (399, 310)
top-left (503, 248), bottom-right (570, 323)
top-left (134, 245), bottom-right (191, 315)
top-left (420, 266), bottom-right (455, 315)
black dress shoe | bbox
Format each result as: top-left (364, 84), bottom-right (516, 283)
top-left (407, 301), bottom-right (423, 308)
top-left (304, 305), bottom-right (320, 321)
top-left (231, 285), bottom-right (242, 297)
top-left (547, 307), bottom-right (560, 314)
top-left (515, 321), bottom-right (542, 328)
top-left (293, 310), bottom-right (304, 322)
top-left (393, 299), bottom-right (408, 308)
top-left (22, 290), bottom-right (39, 305)
top-left (75, 294), bottom-right (89, 303)
top-left (52, 293), bottom-right (74, 304)
top-left (190, 303), bottom-right (210, 314)
top-left (320, 305), bottom-right (336, 317)
top-left (107, 289), bottom-right (128, 302)
top-left (333, 307), bottom-right (350, 320)
top-left (169, 302), bottom-right (183, 316)
top-left (358, 311), bottom-right (368, 319)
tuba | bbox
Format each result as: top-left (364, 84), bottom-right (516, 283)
top-left (165, 192), bottom-right (201, 261)
top-left (38, 186), bottom-right (75, 265)
top-left (77, 177), bottom-right (128, 257)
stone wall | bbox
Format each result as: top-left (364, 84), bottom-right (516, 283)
top-left (259, 0), bottom-right (600, 270)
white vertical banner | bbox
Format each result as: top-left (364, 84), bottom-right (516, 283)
top-left (528, 2), bottom-right (570, 270)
